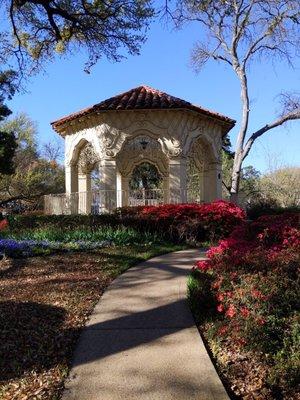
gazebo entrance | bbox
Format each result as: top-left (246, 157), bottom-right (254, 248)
top-left (128, 162), bottom-right (163, 206)
top-left (44, 85), bottom-right (235, 215)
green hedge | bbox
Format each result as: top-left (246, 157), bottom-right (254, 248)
top-left (7, 214), bottom-right (120, 230)
top-left (6, 201), bottom-right (247, 245)
top-left (246, 203), bottom-right (300, 220)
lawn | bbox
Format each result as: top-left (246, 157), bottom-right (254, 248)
top-left (0, 243), bottom-right (182, 400)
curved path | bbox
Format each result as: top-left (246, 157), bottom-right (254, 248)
top-left (63, 249), bottom-right (229, 400)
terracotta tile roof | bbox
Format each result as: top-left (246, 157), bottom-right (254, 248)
top-left (51, 85), bottom-right (235, 132)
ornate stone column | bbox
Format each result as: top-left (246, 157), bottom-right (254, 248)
top-left (121, 176), bottom-right (130, 207)
top-left (197, 171), bottom-right (205, 203)
top-left (78, 171), bottom-right (92, 214)
top-left (169, 157), bottom-right (187, 203)
top-left (203, 162), bottom-right (222, 202)
top-left (65, 164), bottom-right (78, 194)
top-left (163, 177), bottom-right (170, 204)
top-left (65, 165), bottom-right (78, 214)
top-left (101, 159), bottom-right (117, 211)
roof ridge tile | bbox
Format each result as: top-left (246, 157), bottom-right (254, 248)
top-left (51, 85), bottom-right (236, 132)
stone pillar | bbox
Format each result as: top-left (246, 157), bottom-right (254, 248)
top-left (102, 159), bottom-right (117, 212)
top-left (116, 170), bottom-right (122, 208)
top-left (121, 176), bottom-right (130, 207)
top-left (169, 157), bottom-right (187, 203)
top-left (203, 162), bottom-right (222, 202)
top-left (78, 172), bottom-right (92, 214)
top-left (65, 165), bottom-right (78, 194)
top-left (196, 170), bottom-right (205, 203)
top-left (65, 165), bottom-right (78, 214)
top-left (163, 177), bottom-right (169, 204)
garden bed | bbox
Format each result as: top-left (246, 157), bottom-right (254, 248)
top-left (0, 243), bottom-right (182, 400)
top-left (188, 213), bottom-right (300, 400)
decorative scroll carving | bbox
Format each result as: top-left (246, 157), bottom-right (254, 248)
top-left (188, 137), bottom-right (212, 172)
top-left (77, 142), bottom-right (99, 173)
top-left (97, 124), bottom-right (127, 158)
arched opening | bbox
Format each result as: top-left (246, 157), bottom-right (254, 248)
top-left (186, 136), bottom-right (221, 203)
top-left (128, 162), bottom-right (163, 206)
top-left (74, 141), bottom-right (99, 214)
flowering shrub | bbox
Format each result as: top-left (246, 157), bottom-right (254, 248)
top-left (7, 201), bottom-right (245, 245)
top-left (191, 212), bottom-right (300, 396)
top-left (0, 218), bottom-right (8, 231)
top-left (117, 200), bottom-right (246, 243)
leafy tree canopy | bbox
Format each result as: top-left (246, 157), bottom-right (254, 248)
top-left (0, 113), bottom-right (64, 210)
top-left (222, 150), bottom-right (260, 204)
top-left (130, 162), bottom-right (162, 190)
top-left (0, 70), bottom-right (18, 175)
top-left (259, 166), bottom-right (300, 207)
top-left (2, 0), bottom-right (154, 74)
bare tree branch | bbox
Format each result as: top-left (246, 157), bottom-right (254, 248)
top-left (172, 0), bottom-right (300, 202)
top-left (243, 108), bottom-right (300, 160)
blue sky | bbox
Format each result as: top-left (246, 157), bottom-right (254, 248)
top-left (9, 18), bottom-right (300, 173)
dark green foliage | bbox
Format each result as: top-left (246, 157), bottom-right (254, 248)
top-left (0, 70), bottom-right (18, 174)
top-left (7, 213), bottom-right (120, 231)
top-left (247, 199), bottom-right (300, 220)
top-left (0, 132), bottom-right (17, 175)
top-left (222, 134), bottom-right (234, 157)
top-left (187, 270), bottom-right (216, 324)
top-left (130, 162), bottom-right (162, 190)
top-left (0, 70), bottom-right (17, 105)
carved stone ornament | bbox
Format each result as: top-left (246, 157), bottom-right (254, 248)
top-left (77, 142), bottom-right (99, 173)
top-left (188, 137), bottom-right (212, 172)
top-left (117, 135), bottom-right (168, 177)
top-left (98, 124), bottom-right (126, 158)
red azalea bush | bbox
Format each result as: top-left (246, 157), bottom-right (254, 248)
top-left (0, 218), bottom-right (8, 231)
top-left (191, 213), bottom-right (300, 396)
top-left (117, 200), bottom-right (246, 243)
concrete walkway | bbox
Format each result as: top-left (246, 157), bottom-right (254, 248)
top-left (63, 249), bottom-right (229, 400)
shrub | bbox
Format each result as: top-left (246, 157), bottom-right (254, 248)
top-left (246, 198), bottom-right (300, 220)
top-left (192, 212), bottom-right (300, 395)
top-left (6, 201), bottom-right (245, 245)
top-left (0, 218), bottom-right (8, 231)
top-left (7, 214), bottom-right (120, 231)
top-left (117, 200), bottom-right (246, 244)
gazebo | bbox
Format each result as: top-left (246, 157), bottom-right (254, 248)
top-left (45, 85), bottom-right (235, 214)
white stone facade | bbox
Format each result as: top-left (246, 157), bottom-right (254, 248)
top-left (47, 107), bottom-right (229, 214)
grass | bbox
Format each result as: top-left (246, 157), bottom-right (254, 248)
top-left (0, 242), bottom-right (184, 400)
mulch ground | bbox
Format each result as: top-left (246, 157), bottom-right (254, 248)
top-left (0, 244), bottom-right (178, 400)
top-left (201, 324), bottom-right (300, 400)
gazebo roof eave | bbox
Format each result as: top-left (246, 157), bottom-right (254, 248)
top-left (51, 107), bottom-right (235, 137)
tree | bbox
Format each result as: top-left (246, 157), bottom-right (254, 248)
top-left (130, 162), bottom-right (162, 190)
top-left (222, 150), bottom-right (260, 204)
top-left (172, 0), bottom-right (300, 202)
top-left (259, 166), bottom-right (300, 207)
top-left (0, 70), bottom-right (18, 174)
top-left (0, 114), bottom-right (64, 210)
top-left (2, 0), bottom-right (154, 75)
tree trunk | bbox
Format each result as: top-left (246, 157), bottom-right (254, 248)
top-left (230, 153), bottom-right (243, 203)
top-left (230, 66), bottom-right (249, 204)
